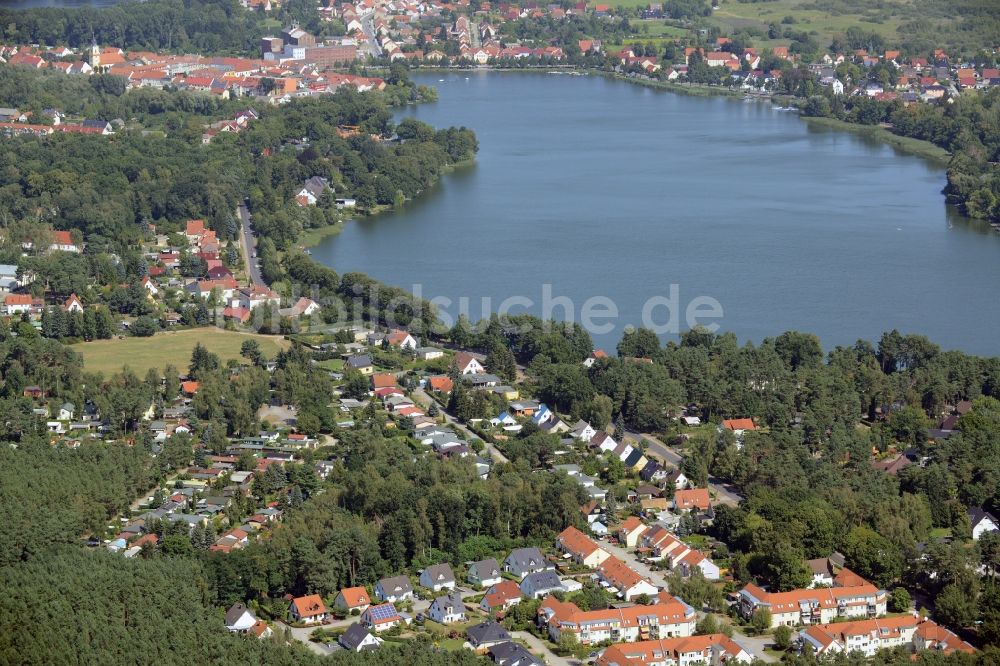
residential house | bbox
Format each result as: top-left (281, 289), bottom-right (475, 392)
top-left (63, 294), bottom-right (83, 313)
top-left (503, 547), bottom-right (554, 579)
top-left (375, 575), bottom-right (414, 603)
top-left (590, 431), bottom-right (618, 453)
top-left (339, 623), bottom-right (384, 652)
top-left (5, 293), bottom-right (36, 315)
top-left (468, 558), bottom-right (503, 588)
top-left (346, 354), bottom-right (374, 375)
top-left (419, 563), bottom-right (456, 592)
top-left (467, 621), bottom-right (513, 653)
top-left (520, 571), bottom-right (566, 599)
top-left (453, 351), bottom-right (485, 375)
top-left (596, 634), bottom-right (752, 666)
top-left (289, 594), bottom-right (328, 624)
top-left (334, 586), bottom-right (372, 613)
top-left (971, 507), bottom-right (999, 540)
top-left (597, 556), bottom-right (660, 601)
top-left (428, 590), bottom-right (467, 624)
top-left (640, 526), bottom-right (721, 580)
top-left (487, 641), bottom-right (543, 666)
top-left (538, 594), bottom-right (697, 644)
top-left (800, 616), bottom-right (974, 657)
top-left (50, 230), bottom-right (81, 253)
top-left (296, 176), bottom-right (331, 206)
top-left (913, 618), bottom-right (977, 654)
top-left (722, 418), bottom-right (756, 434)
top-left (570, 420), bottom-right (597, 442)
top-left (480, 579), bottom-right (523, 616)
top-left (807, 558), bottom-right (835, 588)
top-left (583, 349), bottom-right (608, 368)
top-left (737, 581), bottom-right (887, 628)
top-left (360, 603), bottom-right (406, 632)
top-left (556, 526), bottom-right (610, 568)
top-left (225, 603), bottom-right (260, 633)
top-left (279, 297), bottom-right (320, 318)
top-left (618, 516), bottom-right (649, 549)
top-left (385, 329), bottom-right (418, 349)
top-left (672, 488), bottom-right (710, 513)
top-left (664, 469), bottom-right (688, 490)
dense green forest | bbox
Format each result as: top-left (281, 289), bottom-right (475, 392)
top-left (0, 0), bottom-right (276, 56)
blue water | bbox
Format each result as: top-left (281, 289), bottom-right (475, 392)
top-left (313, 72), bottom-right (1000, 356)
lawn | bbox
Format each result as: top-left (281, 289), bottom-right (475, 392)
top-left (315, 358), bottom-right (345, 372)
top-left (74, 328), bottom-right (290, 376)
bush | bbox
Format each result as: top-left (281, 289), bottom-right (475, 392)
top-left (131, 315), bottom-right (158, 337)
top-left (773, 624), bottom-right (793, 650)
top-left (889, 587), bottom-right (912, 613)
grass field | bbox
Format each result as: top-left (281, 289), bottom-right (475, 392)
top-left (708, 0), bottom-right (906, 47)
top-left (74, 328), bottom-right (290, 376)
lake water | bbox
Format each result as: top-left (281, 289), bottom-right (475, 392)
top-left (312, 72), bottom-right (1000, 356)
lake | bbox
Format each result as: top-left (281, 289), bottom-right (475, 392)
top-left (312, 72), bottom-right (1000, 356)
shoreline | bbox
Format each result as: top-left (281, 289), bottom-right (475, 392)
top-left (302, 69), bottom-right (954, 255)
top-left (300, 158), bottom-right (476, 250)
top-left (408, 66), bottom-right (949, 164)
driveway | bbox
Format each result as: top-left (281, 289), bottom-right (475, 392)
top-left (412, 388), bottom-right (510, 464)
top-left (512, 630), bottom-right (575, 666)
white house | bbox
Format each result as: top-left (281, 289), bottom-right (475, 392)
top-left (224, 603), bottom-right (259, 633)
top-left (520, 571), bottom-right (566, 599)
top-left (971, 508), bottom-right (999, 540)
top-left (419, 563), bottom-right (456, 592)
top-left (428, 591), bottom-right (467, 624)
top-left (453, 352), bottom-right (485, 375)
top-left (361, 603), bottom-right (406, 632)
top-left (375, 576), bottom-right (414, 603)
top-left (467, 558), bottom-right (503, 588)
top-left (289, 595), bottom-right (328, 625)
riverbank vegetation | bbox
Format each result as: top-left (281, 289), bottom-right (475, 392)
top-left (800, 87), bottom-right (1000, 219)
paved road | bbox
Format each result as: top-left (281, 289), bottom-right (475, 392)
top-left (513, 631), bottom-right (575, 666)
top-left (360, 12), bottom-right (383, 58)
top-left (238, 203), bottom-right (264, 287)
top-left (629, 431), bottom-right (743, 507)
top-left (412, 387), bottom-right (510, 464)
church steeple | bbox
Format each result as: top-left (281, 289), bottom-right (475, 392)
top-left (88, 39), bottom-right (101, 71)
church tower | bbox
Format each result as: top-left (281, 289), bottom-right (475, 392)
top-left (88, 41), bottom-right (101, 71)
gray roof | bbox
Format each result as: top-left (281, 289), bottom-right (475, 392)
top-left (224, 603), bottom-right (256, 626)
top-left (347, 354), bottom-right (373, 369)
top-left (339, 623), bottom-right (378, 651)
top-left (378, 575), bottom-right (413, 596)
top-left (469, 558), bottom-right (501, 580)
top-left (489, 641), bottom-right (543, 666)
top-left (431, 590), bottom-right (465, 612)
top-left (504, 547), bottom-right (551, 573)
top-left (422, 563), bottom-right (455, 584)
top-left (467, 621), bottom-right (511, 645)
top-left (520, 570), bottom-right (563, 592)
top-left (970, 506), bottom-right (999, 527)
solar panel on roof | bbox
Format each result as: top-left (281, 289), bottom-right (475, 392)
top-left (370, 604), bottom-right (397, 621)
